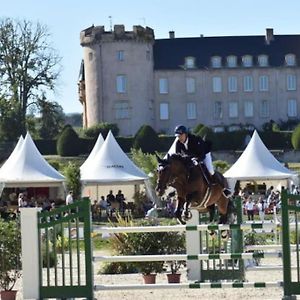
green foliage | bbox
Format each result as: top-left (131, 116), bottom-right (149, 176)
top-left (131, 148), bottom-right (158, 186)
top-left (104, 217), bottom-right (186, 275)
top-left (198, 126), bottom-right (213, 140)
top-left (192, 123), bottom-right (205, 136)
top-left (0, 219), bottom-right (22, 291)
top-left (83, 123), bottom-right (119, 139)
top-left (213, 160), bottom-right (230, 173)
top-left (0, 18), bottom-right (61, 136)
top-left (57, 125), bottom-right (81, 156)
top-left (38, 98), bottom-right (65, 139)
top-left (133, 125), bottom-right (160, 154)
top-left (292, 124), bottom-right (300, 150)
top-left (61, 162), bottom-right (81, 199)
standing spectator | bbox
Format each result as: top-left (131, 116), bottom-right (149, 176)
top-left (66, 191), bottom-right (74, 205)
top-left (257, 197), bottom-right (266, 223)
top-left (106, 190), bottom-right (117, 216)
top-left (245, 197), bottom-right (255, 221)
top-left (91, 200), bottom-right (99, 221)
top-left (99, 196), bottom-right (109, 218)
top-left (115, 190), bottom-right (126, 215)
top-left (18, 193), bottom-right (24, 209)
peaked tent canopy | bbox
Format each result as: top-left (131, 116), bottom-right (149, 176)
top-left (224, 130), bottom-right (296, 180)
top-left (0, 133), bottom-right (65, 187)
top-left (80, 133), bottom-right (104, 172)
top-left (81, 131), bottom-right (148, 185)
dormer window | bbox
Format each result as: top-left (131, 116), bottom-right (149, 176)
top-left (258, 55), bottom-right (268, 67)
top-left (227, 55), bottom-right (237, 68)
top-left (185, 57), bottom-right (195, 69)
top-left (285, 54), bottom-right (296, 66)
top-left (211, 56), bottom-right (222, 68)
top-left (242, 55), bottom-right (253, 67)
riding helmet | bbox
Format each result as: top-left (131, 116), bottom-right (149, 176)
top-left (174, 125), bottom-right (187, 136)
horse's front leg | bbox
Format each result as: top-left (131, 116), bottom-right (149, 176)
top-left (175, 196), bottom-right (186, 225)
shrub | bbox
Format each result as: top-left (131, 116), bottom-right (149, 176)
top-left (292, 124), bottom-right (300, 150)
top-left (57, 125), bottom-right (81, 156)
top-left (61, 162), bottom-right (81, 199)
top-left (83, 123), bottom-right (119, 139)
top-left (0, 219), bottom-right (22, 291)
top-left (133, 125), bottom-right (160, 154)
top-left (192, 123), bottom-right (205, 136)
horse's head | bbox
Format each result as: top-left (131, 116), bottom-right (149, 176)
top-left (155, 153), bottom-right (172, 196)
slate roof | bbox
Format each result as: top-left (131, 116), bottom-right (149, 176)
top-left (153, 34), bottom-right (300, 69)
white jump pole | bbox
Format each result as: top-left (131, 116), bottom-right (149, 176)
top-left (20, 208), bottom-right (40, 300)
top-left (186, 209), bottom-right (201, 280)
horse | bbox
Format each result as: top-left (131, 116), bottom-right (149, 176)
top-left (156, 153), bottom-right (234, 225)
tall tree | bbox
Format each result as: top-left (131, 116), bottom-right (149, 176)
top-left (0, 18), bottom-right (62, 138)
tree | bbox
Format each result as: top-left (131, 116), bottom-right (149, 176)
top-left (61, 162), bottom-right (81, 200)
top-left (0, 18), bottom-right (62, 137)
top-left (291, 124), bottom-right (300, 150)
top-left (133, 125), bottom-right (160, 154)
top-left (38, 97), bottom-right (65, 139)
top-left (83, 123), bottom-right (119, 139)
top-left (57, 125), bottom-right (80, 156)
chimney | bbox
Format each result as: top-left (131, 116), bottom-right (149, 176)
top-left (265, 28), bottom-right (274, 44)
top-left (114, 25), bottom-right (125, 36)
top-left (169, 31), bottom-right (175, 39)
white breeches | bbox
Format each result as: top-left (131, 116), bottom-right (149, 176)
top-left (204, 152), bottom-right (214, 175)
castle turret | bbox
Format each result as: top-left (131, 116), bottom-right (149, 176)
top-left (80, 24), bottom-right (155, 136)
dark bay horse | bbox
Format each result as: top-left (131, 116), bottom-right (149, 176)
top-left (156, 153), bottom-right (233, 225)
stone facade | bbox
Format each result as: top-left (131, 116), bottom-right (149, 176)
top-left (79, 25), bottom-right (300, 136)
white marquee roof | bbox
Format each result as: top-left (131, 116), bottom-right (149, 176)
top-left (81, 131), bottom-right (148, 185)
top-left (80, 133), bottom-right (104, 172)
top-left (224, 130), bottom-right (296, 180)
top-left (0, 133), bottom-right (65, 187)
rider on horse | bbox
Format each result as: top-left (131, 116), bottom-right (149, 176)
top-left (174, 125), bottom-right (231, 197)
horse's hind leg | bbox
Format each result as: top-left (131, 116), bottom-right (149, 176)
top-left (207, 204), bottom-right (216, 223)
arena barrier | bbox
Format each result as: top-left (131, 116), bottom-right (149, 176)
top-left (20, 191), bottom-right (300, 300)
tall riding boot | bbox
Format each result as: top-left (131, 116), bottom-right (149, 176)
top-left (211, 173), bottom-right (231, 197)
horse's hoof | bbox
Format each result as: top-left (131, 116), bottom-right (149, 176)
top-left (221, 230), bottom-right (229, 239)
top-left (182, 210), bottom-right (192, 221)
top-left (177, 218), bottom-right (186, 225)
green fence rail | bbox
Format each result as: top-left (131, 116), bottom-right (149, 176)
top-left (37, 199), bottom-right (93, 299)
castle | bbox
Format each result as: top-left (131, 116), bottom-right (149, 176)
top-left (79, 25), bottom-right (300, 136)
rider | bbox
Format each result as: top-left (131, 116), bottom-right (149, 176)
top-left (174, 125), bottom-right (231, 197)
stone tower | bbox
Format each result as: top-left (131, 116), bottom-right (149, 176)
top-left (79, 25), bottom-right (155, 136)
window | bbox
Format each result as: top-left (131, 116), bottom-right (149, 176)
top-left (185, 57), bottom-right (195, 69)
top-left (258, 55), bottom-right (268, 67)
top-left (88, 52), bottom-right (93, 61)
top-left (260, 100), bottom-right (269, 117)
top-left (288, 99), bottom-right (297, 117)
top-left (115, 102), bottom-right (129, 119)
top-left (187, 102), bottom-right (196, 119)
top-left (285, 54), bottom-right (296, 66)
top-left (159, 78), bottom-right (169, 94)
top-left (227, 55), bottom-right (237, 68)
top-left (228, 76), bottom-right (237, 92)
top-left (214, 101), bottom-right (222, 119)
top-left (244, 76), bottom-right (253, 92)
top-left (160, 103), bottom-right (169, 120)
top-left (212, 77), bottom-right (222, 93)
top-left (287, 74), bottom-right (296, 91)
top-left (242, 55), bottom-right (253, 67)
top-left (117, 50), bottom-right (124, 61)
top-left (244, 101), bottom-right (254, 117)
top-left (229, 102), bottom-right (238, 118)
top-left (186, 77), bottom-right (196, 93)
top-left (116, 75), bottom-right (126, 93)
top-left (211, 56), bottom-right (222, 68)
top-left (259, 75), bottom-right (269, 91)
top-left (146, 50), bottom-right (151, 60)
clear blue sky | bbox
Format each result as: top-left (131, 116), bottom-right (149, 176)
top-left (2, 0), bottom-right (300, 114)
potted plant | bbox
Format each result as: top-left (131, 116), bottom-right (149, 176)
top-left (163, 231), bottom-right (186, 283)
top-left (0, 218), bottom-right (22, 300)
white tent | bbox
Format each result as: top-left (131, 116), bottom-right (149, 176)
top-left (224, 130), bottom-right (296, 182)
top-left (80, 133), bottom-right (104, 172)
top-left (0, 132), bottom-right (65, 188)
top-left (81, 131), bottom-right (148, 185)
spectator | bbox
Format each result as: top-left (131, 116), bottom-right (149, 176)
top-left (18, 193), bottom-right (25, 209)
top-left (245, 197), bottom-right (255, 221)
top-left (99, 196), bottom-right (109, 218)
top-left (91, 200), bottom-right (99, 221)
top-left (257, 197), bottom-right (266, 223)
top-left (116, 190), bottom-right (126, 214)
top-left (106, 190), bottom-right (115, 206)
top-left (66, 191), bottom-right (74, 205)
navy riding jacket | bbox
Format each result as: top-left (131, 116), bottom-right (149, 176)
top-left (175, 134), bottom-right (211, 161)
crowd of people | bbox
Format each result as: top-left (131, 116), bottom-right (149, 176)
top-left (241, 184), bottom-right (299, 222)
